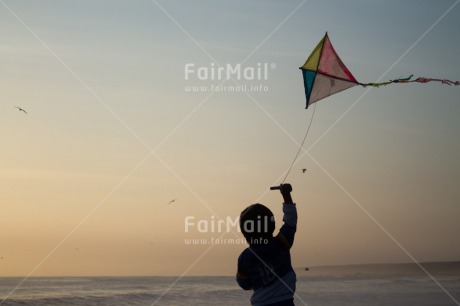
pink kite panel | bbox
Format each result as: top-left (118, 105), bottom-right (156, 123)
top-left (317, 35), bottom-right (357, 83)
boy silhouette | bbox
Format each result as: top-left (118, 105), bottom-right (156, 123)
top-left (237, 184), bottom-right (297, 306)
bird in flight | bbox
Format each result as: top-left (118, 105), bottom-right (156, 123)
top-left (14, 106), bottom-right (27, 114)
top-left (302, 168), bottom-right (307, 173)
top-left (167, 199), bottom-right (177, 205)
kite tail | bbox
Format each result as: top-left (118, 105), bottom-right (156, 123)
top-left (358, 75), bottom-right (414, 87)
top-left (414, 77), bottom-right (459, 86)
top-left (358, 75), bottom-right (459, 87)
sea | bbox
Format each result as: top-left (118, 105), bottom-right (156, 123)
top-left (1, 264), bottom-right (460, 305)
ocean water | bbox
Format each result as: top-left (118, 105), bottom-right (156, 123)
top-left (1, 275), bottom-right (459, 305)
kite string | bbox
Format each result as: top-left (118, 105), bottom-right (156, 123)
top-left (281, 102), bottom-right (317, 184)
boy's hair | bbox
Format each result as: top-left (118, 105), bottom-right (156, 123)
top-left (240, 203), bottom-right (275, 244)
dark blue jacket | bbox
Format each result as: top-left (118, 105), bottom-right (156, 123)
top-left (237, 203), bottom-right (297, 305)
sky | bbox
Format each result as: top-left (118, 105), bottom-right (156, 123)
top-left (0, 0), bottom-right (459, 277)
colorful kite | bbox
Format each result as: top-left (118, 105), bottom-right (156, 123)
top-left (300, 32), bottom-right (459, 108)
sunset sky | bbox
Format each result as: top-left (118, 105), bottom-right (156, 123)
top-left (1, 0), bottom-right (459, 277)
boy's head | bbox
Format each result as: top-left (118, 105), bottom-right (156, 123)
top-left (240, 203), bottom-right (275, 244)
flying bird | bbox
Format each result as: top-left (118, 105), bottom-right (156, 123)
top-left (302, 168), bottom-right (307, 173)
top-left (167, 199), bottom-right (177, 205)
top-left (14, 106), bottom-right (27, 114)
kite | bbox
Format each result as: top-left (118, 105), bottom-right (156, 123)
top-left (271, 33), bottom-right (459, 189)
top-left (300, 32), bottom-right (459, 108)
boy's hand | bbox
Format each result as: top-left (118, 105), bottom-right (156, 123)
top-left (280, 183), bottom-right (292, 195)
top-left (280, 184), bottom-right (293, 204)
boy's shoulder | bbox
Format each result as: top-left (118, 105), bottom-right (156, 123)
top-left (238, 246), bottom-right (264, 263)
top-left (238, 247), bottom-right (252, 258)
top-left (239, 238), bottom-right (281, 261)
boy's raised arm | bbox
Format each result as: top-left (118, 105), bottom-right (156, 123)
top-left (277, 184), bottom-right (297, 249)
top-left (280, 183), bottom-right (293, 204)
